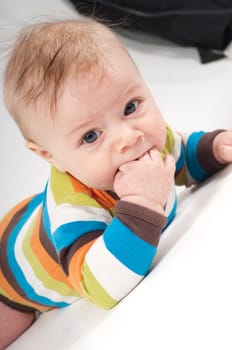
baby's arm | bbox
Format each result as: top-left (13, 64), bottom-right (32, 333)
top-left (212, 129), bottom-right (232, 164)
top-left (114, 148), bottom-right (175, 215)
top-left (171, 128), bottom-right (228, 186)
top-left (79, 201), bottom-right (167, 308)
top-left (51, 151), bottom-right (175, 309)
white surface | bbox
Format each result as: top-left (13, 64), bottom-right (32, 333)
top-left (0, 1), bottom-right (232, 349)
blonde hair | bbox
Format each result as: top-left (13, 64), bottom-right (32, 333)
top-left (3, 18), bottom-right (119, 138)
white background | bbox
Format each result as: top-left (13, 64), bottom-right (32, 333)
top-left (0, 1), bottom-right (232, 349)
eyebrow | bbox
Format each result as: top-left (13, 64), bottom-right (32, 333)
top-left (66, 83), bottom-right (143, 138)
top-left (66, 117), bottom-right (93, 138)
top-left (120, 83), bottom-right (142, 98)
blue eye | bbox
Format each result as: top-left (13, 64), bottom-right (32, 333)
top-left (124, 100), bottom-right (139, 116)
top-left (83, 130), bottom-right (101, 144)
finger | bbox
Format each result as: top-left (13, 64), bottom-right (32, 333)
top-left (147, 148), bottom-right (162, 161)
top-left (164, 154), bottom-right (176, 174)
top-left (219, 145), bottom-right (232, 163)
top-left (139, 151), bottom-right (152, 161)
top-left (118, 162), bottom-right (134, 173)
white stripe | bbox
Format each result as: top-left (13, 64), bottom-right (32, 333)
top-left (184, 131), bottom-right (197, 185)
top-left (49, 204), bottom-right (112, 234)
top-left (46, 178), bottom-right (57, 212)
top-left (86, 236), bottom-right (142, 300)
top-left (14, 207), bottom-right (77, 305)
top-left (45, 178), bottom-right (60, 224)
top-left (172, 130), bottom-right (182, 162)
top-left (178, 131), bottom-right (197, 186)
top-left (46, 180), bottom-right (112, 234)
top-left (165, 184), bottom-right (176, 217)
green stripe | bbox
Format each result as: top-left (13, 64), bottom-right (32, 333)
top-left (50, 166), bottom-right (106, 208)
top-left (22, 217), bottom-right (79, 298)
top-left (162, 124), bottom-right (175, 157)
top-left (50, 167), bottom-right (75, 205)
top-left (0, 286), bottom-right (9, 298)
top-left (64, 193), bottom-right (105, 207)
top-left (175, 168), bottom-right (187, 186)
top-left (81, 260), bottom-right (117, 309)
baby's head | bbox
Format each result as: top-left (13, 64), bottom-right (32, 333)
top-left (4, 19), bottom-right (120, 139)
top-left (3, 18), bottom-right (166, 190)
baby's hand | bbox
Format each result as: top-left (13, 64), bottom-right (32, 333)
top-left (213, 130), bottom-right (232, 164)
top-left (113, 149), bottom-right (175, 215)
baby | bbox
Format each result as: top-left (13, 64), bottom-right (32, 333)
top-left (1, 18), bottom-right (232, 349)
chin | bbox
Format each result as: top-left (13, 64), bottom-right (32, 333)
top-left (92, 182), bottom-right (113, 191)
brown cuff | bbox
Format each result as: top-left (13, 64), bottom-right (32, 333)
top-left (197, 129), bottom-right (226, 174)
top-left (115, 200), bottom-right (167, 247)
top-left (0, 294), bottom-right (36, 314)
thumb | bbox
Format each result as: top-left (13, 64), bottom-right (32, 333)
top-left (218, 145), bottom-right (232, 164)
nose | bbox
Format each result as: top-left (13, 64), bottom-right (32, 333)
top-left (115, 128), bottom-right (143, 153)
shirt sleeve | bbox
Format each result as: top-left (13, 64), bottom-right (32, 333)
top-left (166, 125), bottom-right (226, 186)
top-left (50, 195), bottom-right (166, 309)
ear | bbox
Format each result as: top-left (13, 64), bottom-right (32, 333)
top-left (26, 140), bottom-right (53, 162)
top-left (25, 140), bottom-right (66, 172)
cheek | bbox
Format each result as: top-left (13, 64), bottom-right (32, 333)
top-left (147, 111), bottom-right (166, 146)
top-left (66, 153), bottom-right (115, 189)
top-left (76, 168), bottom-right (115, 190)
top-left (157, 120), bottom-right (167, 150)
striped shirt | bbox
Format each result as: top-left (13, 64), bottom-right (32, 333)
top-left (0, 126), bottom-right (224, 312)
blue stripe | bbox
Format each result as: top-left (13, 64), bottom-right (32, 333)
top-left (186, 131), bottom-right (208, 181)
top-left (7, 193), bottom-right (68, 308)
top-left (42, 183), bottom-right (54, 245)
top-left (53, 220), bottom-right (107, 251)
top-left (176, 143), bottom-right (185, 173)
top-left (103, 218), bottom-right (156, 276)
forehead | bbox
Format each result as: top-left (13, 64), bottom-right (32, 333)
top-left (60, 46), bottom-right (141, 104)
top-left (50, 44), bottom-right (144, 134)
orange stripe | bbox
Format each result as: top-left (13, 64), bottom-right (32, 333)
top-left (0, 269), bottom-right (48, 312)
top-left (91, 189), bottom-right (116, 210)
top-left (30, 209), bottom-right (73, 287)
top-left (68, 240), bottom-right (97, 296)
top-left (69, 175), bottom-right (91, 196)
top-left (0, 196), bottom-right (48, 311)
top-left (0, 196), bottom-right (35, 240)
top-left (69, 174), bottom-right (115, 210)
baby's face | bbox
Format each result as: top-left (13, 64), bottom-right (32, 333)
top-left (38, 45), bottom-right (167, 190)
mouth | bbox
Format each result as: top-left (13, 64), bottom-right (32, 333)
top-left (134, 146), bottom-right (156, 160)
top-left (116, 146), bottom-right (156, 172)
top-left (134, 150), bottom-right (147, 160)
